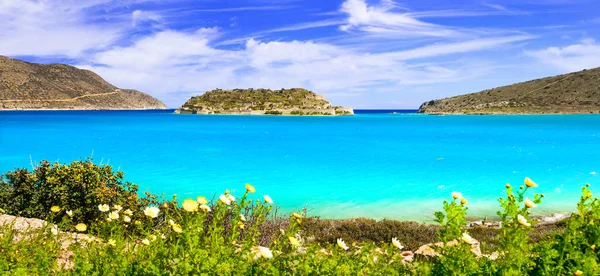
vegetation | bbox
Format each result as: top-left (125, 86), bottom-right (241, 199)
top-left (0, 56), bottom-right (166, 110)
top-left (418, 67), bottom-right (600, 114)
top-left (0, 160), bottom-right (598, 275)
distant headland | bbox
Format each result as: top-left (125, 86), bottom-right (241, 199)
top-left (0, 56), bottom-right (166, 110)
top-left (175, 88), bottom-right (354, 115)
top-left (418, 67), bottom-right (600, 114)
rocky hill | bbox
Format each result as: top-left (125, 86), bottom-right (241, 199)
top-left (418, 67), bottom-right (600, 114)
top-left (0, 56), bottom-right (166, 110)
top-left (175, 88), bottom-right (353, 115)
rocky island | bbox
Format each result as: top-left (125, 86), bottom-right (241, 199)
top-left (0, 56), bottom-right (166, 110)
top-left (175, 88), bottom-right (353, 115)
top-left (418, 67), bottom-right (600, 114)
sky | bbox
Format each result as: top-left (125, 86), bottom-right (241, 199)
top-left (1, 0), bottom-right (599, 109)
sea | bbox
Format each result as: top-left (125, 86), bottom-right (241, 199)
top-left (1, 109), bottom-right (599, 222)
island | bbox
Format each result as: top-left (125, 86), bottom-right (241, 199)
top-left (418, 67), bottom-right (600, 114)
top-left (175, 88), bottom-right (354, 115)
top-left (0, 56), bottom-right (166, 110)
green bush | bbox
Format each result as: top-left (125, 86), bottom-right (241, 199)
top-left (0, 159), bottom-right (158, 228)
top-left (264, 110), bottom-right (282, 115)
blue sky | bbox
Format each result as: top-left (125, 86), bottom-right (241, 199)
top-left (1, 0), bottom-right (599, 108)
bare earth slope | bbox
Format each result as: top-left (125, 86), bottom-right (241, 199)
top-left (418, 67), bottom-right (600, 114)
top-left (175, 88), bottom-right (354, 115)
top-left (0, 56), bottom-right (166, 110)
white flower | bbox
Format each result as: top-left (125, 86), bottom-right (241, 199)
top-left (337, 238), bottom-right (349, 250)
top-left (108, 211), bottom-right (119, 220)
top-left (113, 205), bottom-right (123, 212)
top-left (524, 198), bottom-right (537, 208)
top-left (226, 194), bottom-right (236, 202)
top-left (66, 210), bottom-right (73, 217)
top-left (240, 214), bottom-right (246, 222)
top-left (253, 246), bottom-right (273, 259)
top-left (263, 195), bottom-right (273, 204)
top-left (123, 216), bottom-right (131, 223)
top-left (524, 177), bottom-right (538, 188)
top-left (141, 238), bottom-right (150, 245)
top-left (218, 194), bottom-right (231, 205)
top-left (123, 209), bottom-right (133, 216)
top-left (200, 204), bottom-right (211, 212)
top-left (451, 192), bottom-right (462, 199)
top-left (144, 206), bottom-right (160, 218)
top-left (51, 225), bottom-right (59, 235)
top-left (391, 237), bottom-right (404, 250)
top-left (98, 204), bottom-right (110, 212)
top-left (517, 214), bottom-right (531, 227)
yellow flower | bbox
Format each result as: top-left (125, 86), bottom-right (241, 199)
top-left (264, 195), bottom-right (273, 204)
top-left (292, 212), bottom-right (303, 219)
top-left (524, 177), bottom-right (538, 188)
top-left (462, 233), bottom-right (477, 244)
top-left (200, 204), bottom-right (211, 212)
top-left (392, 237), bottom-right (404, 250)
top-left (245, 183), bottom-right (256, 193)
top-left (123, 209), bottom-right (133, 216)
top-left (196, 196), bottom-right (209, 205)
top-left (240, 214), bottom-right (246, 222)
top-left (108, 211), bottom-right (119, 220)
top-left (113, 205), bottom-right (123, 212)
top-left (461, 198), bottom-right (468, 205)
top-left (144, 206), bottom-right (160, 218)
top-left (107, 239), bottom-right (116, 247)
top-left (337, 238), bottom-right (349, 250)
top-left (218, 194), bottom-right (231, 205)
top-left (238, 221), bottom-right (245, 229)
top-left (524, 198), bottom-right (537, 208)
top-left (98, 204), bottom-right (110, 212)
top-left (182, 199), bottom-right (199, 212)
top-left (517, 214), bottom-right (531, 227)
top-left (150, 234), bottom-right (157, 241)
top-left (141, 238), bottom-right (150, 245)
top-left (66, 210), bottom-right (73, 217)
top-left (50, 206), bottom-right (61, 213)
top-left (123, 216), bottom-right (131, 223)
top-left (574, 270), bottom-right (583, 276)
top-left (289, 236), bottom-right (301, 247)
top-left (134, 220), bottom-right (141, 226)
top-left (451, 192), bottom-right (462, 200)
top-left (172, 223), bottom-right (183, 233)
top-left (75, 223), bottom-right (87, 232)
top-left (505, 183), bottom-right (512, 189)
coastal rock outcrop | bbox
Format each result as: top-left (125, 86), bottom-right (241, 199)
top-left (175, 88), bottom-right (354, 115)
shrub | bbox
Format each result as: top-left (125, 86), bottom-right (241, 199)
top-left (0, 159), bottom-right (158, 229)
top-left (264, 110), bottom-right (282, 115)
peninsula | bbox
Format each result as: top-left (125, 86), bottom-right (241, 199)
top-left (175, 88), bottom-right (353, 115)
top-left (418, 67), bottom-right (600, 114)
top-left (0, 56), bottom-right (166, 110)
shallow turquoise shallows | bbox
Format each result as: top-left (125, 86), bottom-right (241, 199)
top-left (1, 110), bottom-right (599, 221)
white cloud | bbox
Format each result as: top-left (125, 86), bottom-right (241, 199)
top-left (132, 10), bottom-right (162, 27)
top-left (526, 39), bottom-right (600, 72)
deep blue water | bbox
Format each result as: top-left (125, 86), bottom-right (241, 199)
top-left (1, 110), bottom-right (599, 221)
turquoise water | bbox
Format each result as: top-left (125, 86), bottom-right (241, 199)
top-left (1, 110), bottom-right (599, 221)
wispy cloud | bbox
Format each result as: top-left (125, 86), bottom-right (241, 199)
top-left (183, 6), bottom-right (293, 13)
top-left (526, 38), bottom-right (600, 72)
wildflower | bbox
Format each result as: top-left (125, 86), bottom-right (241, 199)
top-left (98, 204), bottom-right (110, 212)
top-left (113, 205), bottom-right (123, 212)
top-left (141, 238), bottom-right (150, 245)
top-left (240, 214), bottom-right (246, 222)
top-left (168, 219), bottom-right (175, 226)
top-left (196, 196), bottom-right (208, 205)
top-left (123, 216), bottom-right (131, 223)
top-left (292, 212), bottom-right (303, 219)
top-left (108, 211), bottom-right (119, 220)
top-left (66, 210), bottom-right (73, 217)
top-left (50, 206), bottom-right (61, 213)
top-left (253, 246), bottom-right (273, 259)
top-left (524, 177), bottom-right (538, 188)
top-left (0, 208), bottom-right (4, 213)
top-left (289, 236), bottom-right (301, 247)
top-left (574, 270), bottom-right (583, 276)
top-left (227, 194), bottom-right (236, 202)
top-left (462, 233), bottom-right (477, 244)
top-left (451, 192), bottom-right (462, 200)
top-left (75, 223), bottom-right (87, 232)
top-left (134, 221), bottom-right (141, 225)
top-left (264, 195), bottom-right (273, 204)
top-left (182, 199), bottom-right (199, 212)
top-left (245, 183), bottom-right (256, 193)
top-left (200, 204), bottom-right (211, 212)
top-left (219, 194), bottom-right (231, 205)
top-left (51, 225), bottom-right (59, 235)
top-left (392, 237), bottom-right (404, 250)
top-left (524, 198), bottom-right (537, 208)
top-left (238, 221), bottom-right (245, 229)
top-left (517, 214), bottom-right (531, 227)
top-left (280, 229), bottom-right (285, 235)
top-left (107, 239), bottom-right (116, 247)
top-left (144, 206), bottom-right (160, 218)
top-left (461, 198), bottom-right (468, 205)
top-left (337, 238), bottom-right (349, 250)
top-left (172, 223), bottom-right (183, 233)
top-left (150, 235), bottom-right (157, 242)
top-left (123, 209), bottom-right (133, 216)
top-left (506, 183), bottom-right (511, 189)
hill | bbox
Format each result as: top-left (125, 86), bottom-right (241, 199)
top-left (418, 67), bottom-right (600, 114)
top-left (0, 56), bottom-right (166, 110)
top-left (175, 88), bottom-right (353, 115)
